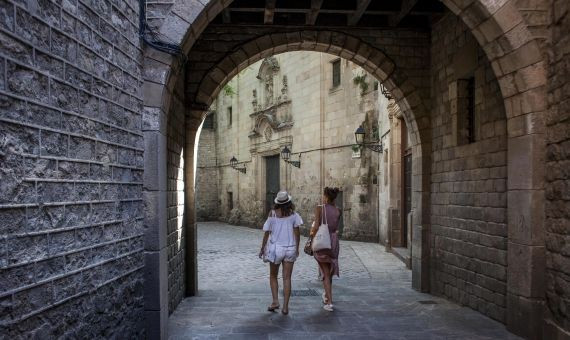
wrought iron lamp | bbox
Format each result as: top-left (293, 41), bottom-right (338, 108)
top-left (281, 146), bottom-right (301, 168)
top-left (229, 156), bottom-right (246, 174)
top-left (380, 83), bottom-right (393, 100)
top-left (354, 125), bottom-right (383, 153)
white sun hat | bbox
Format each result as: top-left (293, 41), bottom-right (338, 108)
top-left (274, 191), bottom-right (292, 204)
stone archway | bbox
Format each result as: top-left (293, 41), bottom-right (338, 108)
top-left (186, 30), bottom-right (433, 293)
top-left (141, 1), bottom-right (549, 338)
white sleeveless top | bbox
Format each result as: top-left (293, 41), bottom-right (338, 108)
top-left (262, 211), bottom-right (303, 247)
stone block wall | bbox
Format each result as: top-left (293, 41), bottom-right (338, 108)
top-left (166, 89), bottom-right (186, 314)
top-left (430, 13), bottom-right (509, 323)
top-left (0, 0), bottom-right (145, 337)
top-left (196, 122), bottom-right (219, 221)
top-left (545, 0), bottom-right (570, 333)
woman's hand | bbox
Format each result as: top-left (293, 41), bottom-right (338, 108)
top-left (258, 247), bottom-right (265, 259)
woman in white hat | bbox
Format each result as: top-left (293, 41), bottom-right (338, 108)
top-left (258, 190), bottom-right (303, 315)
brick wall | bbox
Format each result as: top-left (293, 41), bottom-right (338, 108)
top-left (545, 0), bottom-right (570, 332)
top-left (0, 0), bottom-right (145, 337)
top-left (430, 13), bottom-right (508, 323)
top-left (166, 88), bottom-right (185, 314)
top-left (196, 123), bottom-right (219, 221)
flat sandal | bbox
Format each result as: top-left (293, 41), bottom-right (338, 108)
top-left (267, 304), bottom-right (280, 312)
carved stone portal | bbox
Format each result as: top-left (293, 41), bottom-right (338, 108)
top-left (249, 57), bottom-right (293, 139)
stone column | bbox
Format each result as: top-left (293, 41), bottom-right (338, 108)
top-left (506, 133), bottom-right (546, 339)
top-left (184, 113), bottom-right (205, 297)
top-left (142, 49), bottom-right (173, 339)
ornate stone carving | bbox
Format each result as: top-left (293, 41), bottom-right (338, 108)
top-left (280, 75), bottom-right (288, 101)
top-left (249, 57), bottom-right (293, 139)
top-left (265, 74), bottom-right (274, 107)
top-left (256, 57), bottom-right (280, 79)
top-left (252, 89), bottom-right (258, 111)
top-left (264, 126), bottom-right (272, 141)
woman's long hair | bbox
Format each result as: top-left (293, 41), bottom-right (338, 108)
top-left (274, 201), bottom-right (295, 217)
top-left (324, 187), bottom-right (340, 203)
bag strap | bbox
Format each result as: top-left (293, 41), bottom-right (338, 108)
top-left (321, 204), bottom-right (328, 225)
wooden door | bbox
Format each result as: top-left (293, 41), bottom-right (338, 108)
top-left (265, 155), bottom-right (280, 213)
top-left (403, 152), bottom-right (412, 247)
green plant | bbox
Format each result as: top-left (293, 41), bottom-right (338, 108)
top-left (353, 73), bottom-right (369, 95)
top-left (223, 84), bottom-right (236, 97)
top-left (372, 126), bottom-right (379, 141)
top-left (351, 144), bottom-right (361, 152)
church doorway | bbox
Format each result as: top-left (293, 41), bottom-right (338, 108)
top-left (265, 155), bottom-right (281, 214)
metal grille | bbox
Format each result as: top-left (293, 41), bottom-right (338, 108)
top-left (418, 300), bottom-right (438, 305)
top-left (286, 289), bottom-right (320, 297)
top-left (466, 77), bottom-right (475, 143)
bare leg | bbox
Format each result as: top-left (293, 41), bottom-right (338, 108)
top-left (318, 262), bottom-right (333, 305)
top-left (282, 261), bottom-right (294, 313)
top-left (269, 263), bottom-right (280, 309)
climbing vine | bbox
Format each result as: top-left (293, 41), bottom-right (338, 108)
top-left (223, 84), bottom-right (236, 97)
top-left (353, 73), bottom-right (369, 95)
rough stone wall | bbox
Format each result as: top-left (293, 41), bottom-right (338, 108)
top-left (195, 120), bottom-right (219, 221)
top-left (545, 0), bottom-right (570, 333)
top-left (430, 13), bottom-right (509, 323)
top-left (166, 86), bottom-right (185, 314)
top-left (0, 0), bottom-right (145, 337)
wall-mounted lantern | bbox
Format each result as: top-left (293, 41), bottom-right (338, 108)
top-left (281, 146), bottom-right (301, 168)
top-left (354, 125), bottom-right (383, 153)
top-left (230, 156), bottom-right (246, 174)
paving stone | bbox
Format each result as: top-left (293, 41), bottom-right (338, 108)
top-left (168, 222), bottom-right (520, 339)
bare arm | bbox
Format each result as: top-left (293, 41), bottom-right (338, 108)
top-left (294, 227), bottom-right (300, 256)
top-left (259, 231), bottom-right (270, 258)
top-left (310, 205), bottom-right (321, 237)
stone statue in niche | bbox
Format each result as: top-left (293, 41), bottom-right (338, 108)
top-left (265, 74), bottom-right (274, 107)
top-left (252, 89), bottom-right (258, 111)
top-left (281, 75), bottom-right (288, 101)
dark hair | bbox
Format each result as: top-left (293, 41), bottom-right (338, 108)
top-left (324, 187), bottom-right (340, 202)
top-left (274, 201), bottom-right (295, 217)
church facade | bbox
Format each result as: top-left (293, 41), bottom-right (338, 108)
top-left (195, 52), bottom-right (395, 242)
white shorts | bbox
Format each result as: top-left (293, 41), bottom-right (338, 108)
top-left (266, 244), bottom-right (296, 264)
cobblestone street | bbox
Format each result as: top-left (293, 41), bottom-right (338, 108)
top-left (168, 222), bottom-right (519, 339)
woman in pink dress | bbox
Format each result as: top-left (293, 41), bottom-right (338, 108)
top-left (310, 187), bottom-right (341, 312)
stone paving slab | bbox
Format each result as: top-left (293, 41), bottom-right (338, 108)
top-left (168, 222), bottom-right (520, 339)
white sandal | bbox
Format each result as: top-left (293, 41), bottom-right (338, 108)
top-left (323, 304), bottom-right (334, 312)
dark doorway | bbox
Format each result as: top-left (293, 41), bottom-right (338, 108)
top-left (265, 155), bottom-right (280, 213)
top-left (403, 153), bottom-right (412, 247)
top-left (336, 191), bottom-right (344, 238)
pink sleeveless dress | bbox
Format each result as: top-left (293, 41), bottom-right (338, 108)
top-left (314, 204), bottom-right (341, 278)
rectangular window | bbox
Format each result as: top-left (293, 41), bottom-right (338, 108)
top-left (453, 77), bottom-right (477, 145)
top-left (227, 192), bottom-right (233, 211)
top-left (203, 112), bottom-right (215, 129)
top-left (466, 77), bottom-right (475, 143)
top-left (332, 59), bottom-right (341, 88)
top-left (227, 107), bottom-right (232, 127)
